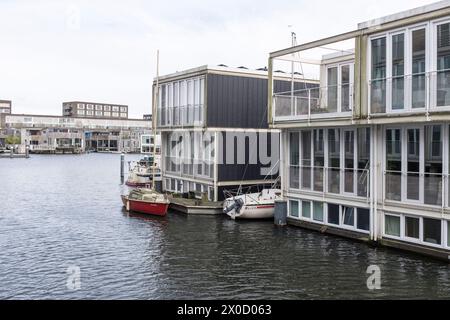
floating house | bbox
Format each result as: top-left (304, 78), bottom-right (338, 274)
top-left (155, 65), bottom-right (317, 201)
top-left (269, 0), bottom-right (450, 260)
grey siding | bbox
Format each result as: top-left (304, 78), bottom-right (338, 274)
top-left (206, 73), bottom-right (317, 129)
top-left (217, 131), bottom-right (279, 182)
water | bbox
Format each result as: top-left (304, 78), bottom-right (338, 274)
top-left (1, 154), bottom-right (450, 299)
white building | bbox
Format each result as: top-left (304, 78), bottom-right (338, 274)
top-left (269, 1), bottom-right (450, 260)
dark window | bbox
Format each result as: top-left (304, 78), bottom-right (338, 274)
top-left (327, 204), bottom-right (340, 225)
top-left (405, 216), bottom-right (420, 239)
top-left (423, 218), bottom-right (441, 245)
top-left (357, 208), bottom-right (370, 231)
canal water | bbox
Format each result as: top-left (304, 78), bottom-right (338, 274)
top-left (1, 153), bottom-right (450, 299)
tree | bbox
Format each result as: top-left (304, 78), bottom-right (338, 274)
top-left (5, 135), bottom-right (21, 145)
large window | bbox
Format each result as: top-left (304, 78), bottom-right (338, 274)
top-left (437, 23), bottom-right (450, 107)
top-left (386, 129), bottom-right (402, 201)
top-left (405, 216), bottom-right (420, 239)
top-left (313, 129), bottom-right (325, 192)
top-left (392, 33), bottom-right (405, 110)
top-left (289, 132), bottom-right (300, 189)
top-left (341, 65), bottom-right (352, 112)
top-left (313, 202), bottom-right (324, 222)
top-left (327, 204), bottom-right (340, 225)
top-left (327, 67), bottom-right (338, 113)
top-left (302, 201), bottom-right (311, 219)
top-left (385, 215), bottom-right (401, 237)
top-left (301, 131), bottom-right (312, 189)
top-left (290, 200), bottom-right (299, 218)
top-left (423, 218), bottom-right (441, 245)
top-left (328, 128), bottom-right (341, 194)
top-left (371, 37), bottom-right (387, 113)
top-left (424, 125), bottom-right (443, 206)
top-left (412, 28), bottom-right (426, 109)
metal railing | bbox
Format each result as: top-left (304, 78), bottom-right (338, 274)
top-left (273, 84), bottom-right (353, 120)
top-left (289, 165), bottom-right (369, 198)
top-left (384, 170), bottom-right (448, 207)
top-left (369, 70), bottom-right (450, 115)
top-left (157, 105), bottom-right (204, 127)
top-left (165, 156), bottom-right (214, 179)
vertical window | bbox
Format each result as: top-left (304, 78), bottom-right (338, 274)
top-left (437, 23), bottom-right (450, 107)
top-left (386, 129), bottom-right (402, 201)
top-left (327, 67), bottom-right (338, 112)
top-left (423, 218), bottom-right (441, 245)
top-left (290, 200), bottom-right (299, 218)
top-left (344, 130), bottom-right (355, 194)
top-left (357, 208), bottom-right (370, 231)
top-left (392, 34), bottom-right (405, 110)
top-left (289, 132), bottom-right (300, 189)
top-left (448, 221), bottom-right (450, 247)
top-left (327, 204), bottom-right (340, 225)
top-left (301, 131), bottom-right (312, 190)
top-left (385, 215), bottom-right (401, 237)
top-left (313, 202), bottom-right (324, 222)
top-left (405, 216), bottom-right (420, 239)
top-left (412, 29), bottom-right (426, 109)
top-left (341, 65), bottom-right (351, 112)
top-left (302, 201), bottom-right (311, 219)
top-left (371, 37), bottom-right (387, 113)
top-left (406, 129), bottom-right (420, 201)
top-left (328, 128), bottom-right (340, 194)
top-left (313, 129), bottom-right (324, 192)
top-left (357, 128), bottom-right (370, 197)
top-left (424, 125), bottom-right (442, 206)
top-left (342, 206), bottom-right (355, 227)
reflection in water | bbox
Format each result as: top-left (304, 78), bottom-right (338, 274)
top-left (1, 154), bottom-right (450, 299)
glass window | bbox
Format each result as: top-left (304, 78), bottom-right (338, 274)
top-left (301, 131), bottom-right (312, 190)
top-left (385, 215), bottom-right (401, 237)
top-left (386, 129), bottom-right (402, 201)
top-left (302, 201), bottom-right (311, 219)
top-left (328, 129), bottom-right (340, 194)
top-left (357, 208), bottom-right (370, 231)
top-left (327, 67), bottom-right (338, 112)
top-left (407, 129), bottom-right (420, 201)
top-left (392, 33), bottom-right (405, 110)
top-left (344, 130), bottom-right (355, 194)
top-left (448, 221), bottom-right (450, 247)
top-left (357, 128), bottom-right (370, 197)
top-left (290, 132), bottom-right (300, 189)
top-left (437, 23), bottom-right (450, 107)
top-left (313, 202), bottom-right (324, 222)
top-left (405, 216), bottom-right (420, 239)
top-left (327, 204), bottom-right (340, 225)
top-left (412, 29), bottom-right (426, 109)
top-left (341, 65), bottom-right (351, 112)
top-left (313, 129), bottom-right (324, 192)
top-left (342, 206), bottom-right (355, 227)
top-left (424, 125), bottom-right (442, 206)
top-left (290, 200), bottom-right (299, 218)
top-left (423, 218), bottom-right (441, 245)
top-left (371, 37), bottom-right (387, 113)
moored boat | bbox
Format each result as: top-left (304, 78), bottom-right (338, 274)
top-left (223, 189), bottom-right (282, 220)
top-left (125, 155), bottom-right (161, 187)
top-left (122, 188), bottom-right (170, 216)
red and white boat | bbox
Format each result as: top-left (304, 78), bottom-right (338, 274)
top-left (122, 188), bottom-right (170, 216)
top-left (125, 156), bottom-right (161, 187)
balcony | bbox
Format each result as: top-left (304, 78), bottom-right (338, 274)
top-left (289, 165), bottom-right (369, 199)
top-left (274, 84), bottom-right (353, 121)
top-left (369, 70), bottom-right (450, 116)
top-left (157, 105), bottom-right (204, 128)
top-left (165, 156), bottom-right (214, 180)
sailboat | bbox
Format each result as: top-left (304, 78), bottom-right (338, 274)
top-left (122, 50), bottom-right (170, 216)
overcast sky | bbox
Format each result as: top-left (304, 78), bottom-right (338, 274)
top-left (0, 0), bottom-right (438, 118)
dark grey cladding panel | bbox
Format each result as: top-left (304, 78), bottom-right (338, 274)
top-left (206, 73), bottom-right (317, 129)
top-left (217, 131), bottom-right (280, 182)
top-left (206, 73), bottom-right (268, 129)
top-left (218, 184), bottom-right (276, 201)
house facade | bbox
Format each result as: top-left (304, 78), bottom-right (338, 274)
top-left (269, 1), bottom-right (450, 260)
top-left (156, 65), bottom-right (317, 201)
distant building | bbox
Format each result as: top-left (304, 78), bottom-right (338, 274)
top-left (143, 114), bottom-right (152, 121)
top-left (0, 100), bottom-right (11, 114)
top-left (62, 101), bottom-right (128, 119)
top-left (141, 134), bottom-right (161, 154)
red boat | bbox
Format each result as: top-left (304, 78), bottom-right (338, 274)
top-left (122, 188), bottom-right (170, 216)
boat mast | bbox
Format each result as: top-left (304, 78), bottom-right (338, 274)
top-left (152, 49), bottom-right (159, 191)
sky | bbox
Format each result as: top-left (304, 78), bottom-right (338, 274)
top-left (0, 0), bottom-right (438, 118)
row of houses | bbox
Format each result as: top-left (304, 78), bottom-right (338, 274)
top-left (155, 1), bottom-right (450, 261)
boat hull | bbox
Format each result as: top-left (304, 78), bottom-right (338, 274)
top-left (226, 204), bottom-right (275, 219)
top-left (122, 196), bottom-right (169, 216)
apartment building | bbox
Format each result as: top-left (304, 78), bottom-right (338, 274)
top-left (63, 101), bottom-right (128, 119)
top-left (0, 100), bottom-right (11, 115)
top-left (156, 65), bottom-right (317, 201)
top-left (269, 1), bottom-right (450, 260)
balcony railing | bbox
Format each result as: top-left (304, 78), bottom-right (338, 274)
top-left (273, 85), bottom-right (353, 121)
top-left (157, 105), bottom-right (204, 127)
top-left (384, 170), bottom-right (448, 208)
top-left (165, 156), bottom-right (214, 179)
top-left (289, 165), bottom-right (369, 199)
top-left (369, 70), bottom-right (450, 115)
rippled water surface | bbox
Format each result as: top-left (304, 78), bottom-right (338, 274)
top-left (1, 154), bottom-right (450, 299)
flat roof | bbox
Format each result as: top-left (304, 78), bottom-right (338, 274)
top-left (6, 113), bottom-right (148, 122)
top-left (63, 101), bottom-right (128, 107)
top-left (358, 0), bottom-right (450, 29)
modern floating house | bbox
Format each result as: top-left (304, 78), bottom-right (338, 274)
top-left (269, 1), bottom-right (450, 260)
top-left (155, 65), bottom-right (317, 201)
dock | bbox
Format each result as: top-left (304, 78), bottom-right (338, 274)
top-left (169, 197), bottom-right (224, 215)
